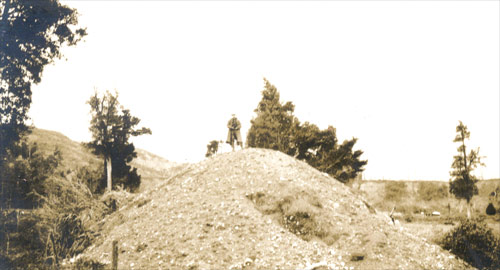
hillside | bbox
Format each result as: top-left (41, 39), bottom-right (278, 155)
top-left (26, 128), bottom-right (178, 187)
top-left (27, 128), bottom-right (100, 170)
top-left (72, 148), bottom-right (470, 270)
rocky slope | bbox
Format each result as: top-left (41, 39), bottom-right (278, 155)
top-left (74, 148), bottom-right (471, 270)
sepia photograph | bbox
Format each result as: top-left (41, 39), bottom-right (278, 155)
top-left (1, 0), bottom-right (499, 269)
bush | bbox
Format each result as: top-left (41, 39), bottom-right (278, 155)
top-left (1, 175), bottom-right (111, 269)
top-left (205, 140), bottom-right (219, 157)
top-left (418, 182), bottom-right (448, 201)
top-left (76, 164), bottom-right (104, 194)
top-left (440, 219), bottom-right (500, 269)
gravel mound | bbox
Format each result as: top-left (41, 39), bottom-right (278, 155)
top-left (74, 148), bottom-right (471, 270)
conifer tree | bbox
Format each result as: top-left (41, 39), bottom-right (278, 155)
top-left (87, 91), bottom-right (151, 192)
top-left (246, 79), bottom-right (367, 184)
top-left (246, 78), bottom-right (297, 154)
top-left (449, 121), bottom-right (484, 219)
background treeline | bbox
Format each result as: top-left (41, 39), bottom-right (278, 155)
top-left (246, 78), bottom-right (367, 184)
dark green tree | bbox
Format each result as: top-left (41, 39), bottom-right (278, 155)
top-left (86, 91), bottom-right (151, 192)
top-left (292, 123), bottom-right (367, 183)
top-left (246, 78), bottom-right (298, 154)
top-left (246, 79), bottom-right (367, 184)
top-left (290, 121), bottom-right (322, 160)
top-left (449, 121), bottom-right (484, 219)
top-left (0, 0), bottom-right (85, 207)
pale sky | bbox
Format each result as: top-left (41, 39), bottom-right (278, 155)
top-left (29, 1), bottom-right (499, 181)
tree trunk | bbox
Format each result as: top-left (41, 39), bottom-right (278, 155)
top-left (106, 157), bottom-right (112, 192)
top-left (5, 228), bottom-right (9, 255)
top-left (466, 200), bottom-right (471, 219)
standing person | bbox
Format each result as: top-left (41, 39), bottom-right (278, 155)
top-left (227, 114), bottom-right (243, 151)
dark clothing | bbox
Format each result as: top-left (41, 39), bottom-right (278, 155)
top-left (227, 117), bottom-right (242, 145)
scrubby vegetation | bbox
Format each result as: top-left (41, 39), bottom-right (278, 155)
top-left (0, 129), bottom-right (124, 269)
top-left (247, 190), bottom-right (340, 246)
top-left (418, 182), bottom-right (448, 201)
top-left (0, 174), bottom-right (110, 269)
top-left (439, 219), bottom-right (500, 269)
top-left (383, 181), bottom-right (408, 202)
top-left (205, 140), bottom-right (219, 157)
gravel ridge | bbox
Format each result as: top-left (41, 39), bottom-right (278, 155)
top-left (76, 148), bottom-right (472, 270)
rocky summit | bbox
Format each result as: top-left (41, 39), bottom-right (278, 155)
top-left (75, 148), bottom-right (470, 270)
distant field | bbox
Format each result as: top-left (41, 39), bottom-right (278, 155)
top-left (359, 179), bottom-right (500, 214)
top-left (357, 179), bottom-right (500, 242)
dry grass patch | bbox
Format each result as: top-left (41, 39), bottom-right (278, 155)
top-left (246, 188), bottom-right (339, 246)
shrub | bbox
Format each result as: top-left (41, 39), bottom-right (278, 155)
top-left (418, 182), bottom-right (448, 201)
top-left (76, 164), bottom-right (104, 194)
top-left (205, 140), bottom-right (219, 158)
top-left (1, 175), bottom-right (111, 269)
top-left (440, 219), bottom-right (500, 269)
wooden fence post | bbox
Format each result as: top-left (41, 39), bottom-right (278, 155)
top-left (112, 240), bottom-right (118, 270)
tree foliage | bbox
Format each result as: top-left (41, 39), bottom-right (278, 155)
top-left (0, 140), bottom-right (62, 209)
top-left (86, 90), bottom-right (151, 192)
top-left (246, 78), bottom-right (367, 183)
top-left (449, 121), bottom-right (483, 218)
top-left (0, 0), bottom-right (85, 207)
top-left (0, 0), bottom-right (86, 150)
top-left (292, 123), bottom-right (367, 183)
top-left (246, 78), bottom-right (297, 154)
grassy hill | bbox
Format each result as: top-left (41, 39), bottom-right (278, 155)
top-left (26, 128), bottom-right (179, 190)
top-left (26, 128), bottom-right (100, 170)
top-left (71, 148), bottom-right (470, 270)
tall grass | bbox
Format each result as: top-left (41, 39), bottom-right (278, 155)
top-left (1, 176), bottom-right (110, 268)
